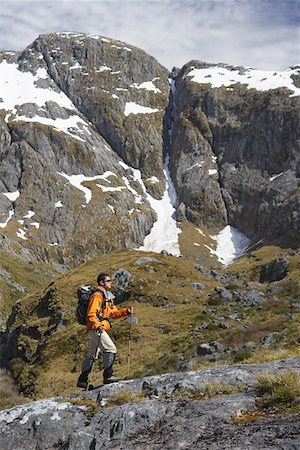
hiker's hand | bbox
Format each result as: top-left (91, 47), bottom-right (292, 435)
top-left (127, 306), bottom-right (134, 315)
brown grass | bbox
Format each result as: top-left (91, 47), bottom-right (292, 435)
top-left (0, 369), bottom-right (29, 410)
top-left (256, 371), bottom-right (300, 409)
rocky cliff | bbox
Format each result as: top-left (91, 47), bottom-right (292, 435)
top-left (1, 33), bottom-right (299, 279)
top-left (169, 62), bottom-right (300, 245)
top-left (0, 33), bottom-right (170, 272)
top-left (1, 358), bottom-right (299, 449)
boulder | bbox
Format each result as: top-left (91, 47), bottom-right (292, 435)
top-left (259, 257), bottom-right (289, 283)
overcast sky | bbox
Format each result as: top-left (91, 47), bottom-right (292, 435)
top-left (0, 0), bottom-right (299, 71)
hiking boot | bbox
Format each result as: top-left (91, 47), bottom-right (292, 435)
top-left (77, 380), bottom-right (94, 390)
top-left (103, 375), bottom-right (121, 384)
top-left (77, 370), bottom-right (93, 390)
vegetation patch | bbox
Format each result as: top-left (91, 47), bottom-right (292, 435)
top-left (0, 369), bottom-right (29, 410)
top-left (62, 397), bottom-right (101, 418)
top-left (171, 382), bottom-right (247, 402)
top-left (105, 388), bottom-right (147, 407)
top-left (233, 370), bottom-right (300, 424)
top-left (255, 370), bottom-right (300, 409)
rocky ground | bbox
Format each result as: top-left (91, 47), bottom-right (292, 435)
top-left (0, 358), bottom-right (299, 449)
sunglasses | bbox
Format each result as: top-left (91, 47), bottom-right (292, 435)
top-left (105, 279), bottom-right (112, 283)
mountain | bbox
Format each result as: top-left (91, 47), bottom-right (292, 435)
top-left (0, 34), bottom-right (300, 445)
top-left (1, 33), bottom-right (299, 274)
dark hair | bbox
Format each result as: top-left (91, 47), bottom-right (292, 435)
top-left (97, 272), bottom-right (109, 285)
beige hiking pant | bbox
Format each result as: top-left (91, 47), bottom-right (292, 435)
top-left (87, 329), bottom-right (117, 358)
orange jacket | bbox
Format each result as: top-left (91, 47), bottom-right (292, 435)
top-left (86, 287), bottom-right (129, 331)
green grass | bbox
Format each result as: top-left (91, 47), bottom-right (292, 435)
top-left (172, 382), bottom-right (246, 401)
top-left (106, 388), bottom-right (147, 407)
top-left (0, 369), bottom-right (29, 410)
top-left (256, 371), bottom-right (300, 409)
top-left (2, 245), bottom-right (300, 407)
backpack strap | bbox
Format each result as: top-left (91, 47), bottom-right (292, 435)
top-left (91, 288), bottom-right (108, 316)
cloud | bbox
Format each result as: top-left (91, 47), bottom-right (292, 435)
top-left (0, 0), bottom-right (299, 70)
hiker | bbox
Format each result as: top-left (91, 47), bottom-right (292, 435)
top-left (77, 272), bottom-right (133, 388)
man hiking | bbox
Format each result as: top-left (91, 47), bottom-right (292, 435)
top-left (77, 272), bottom-right (133, 389)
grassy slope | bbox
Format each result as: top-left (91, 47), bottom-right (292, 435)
top-left (0, 247), bottom-right (57, 328)
top-left (5, 245), bottom-right (300, 401)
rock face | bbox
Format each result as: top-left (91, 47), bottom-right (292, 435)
top-left (0, 358), bottom-right (299, 449)
top-left (169, 62), bottom-right (300, 245)
top-left (0, 34), bottom-right (169, 268)
top-left (0, 34), bottom-right (299, 274)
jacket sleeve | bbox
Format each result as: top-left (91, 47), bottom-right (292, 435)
top-left (87, 293), bottom-right (109, 330)
top-left (109, 305), bottom-right (129, 319)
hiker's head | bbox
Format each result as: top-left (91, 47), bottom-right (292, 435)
top-left (97, 272), bottom-right (112, 289)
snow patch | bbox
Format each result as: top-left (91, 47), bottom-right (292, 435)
top-left (55, 201), bottom-right (63, 208)
top-left (122, 176), bottom-right (143, 204)
top-left (30, 222), bottom-right (40, 229)
top-left (138, 155), bottom-right (181, 256)
top-left (187, 161), bottom-right (204, 171)
top-left (97, 185), bottom-right (126, 193)
top-left (208, 225), bottom-right (250, 265)
top-left (0, 61), bottom-right (77, 117)
top-left (270, 173), bottom-right (283, 182)
top-left (98, 65), bottom-right (112, 72)
top-left (196, 228), bottom-right (206, 236)
top-left (0, 210), bottom-right (14, 228)
top-left (0, 60), bottom-right (91, 141)
top-left (23, 210), bottom-right (35, 218)
top-left (146, 176), bottom-right (160, 184)
top-left (124, 102), bottom-right (160, 116)
top-left (187, 66), bottom-right (300, 97)
top-left (15, 115), bottom-right (88, 143)
top-left (16, 228), bottom-right (27, 240)
top-left (57, 172), bottom-right (117, 204)
top-left (130, 81), bottom-right (161, 93)
top-left (3, 190), bottom-right (20, 201)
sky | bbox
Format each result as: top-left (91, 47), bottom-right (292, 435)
top-left (0, 0), bottom-right (299, 71)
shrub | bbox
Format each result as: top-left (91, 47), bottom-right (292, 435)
top-left (256, 371), bottom-right (300, 408)
top-left (0, 369), bottom-right (29, 410)
top-left (172, 382), bottom-right (246, 401)
top-left (106, 388), bottom-right (147, 407)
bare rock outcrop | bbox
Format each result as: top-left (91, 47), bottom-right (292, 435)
top-left (169, 61), bottom-right (300, 245)
top-left (0, 358), bottom-right (299, 449)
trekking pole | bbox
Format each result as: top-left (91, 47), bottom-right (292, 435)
top-left (123, 315), bottom-right (138, 380)
top-left (127, 323), bottom-right (132, 379)
top-left (86, 331), bottom-right (102, 391)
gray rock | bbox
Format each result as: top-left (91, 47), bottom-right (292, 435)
top-left (242, 341), bottom-right (257, 350)
top-left (194, 263), bottom-right (205, 272)
top-left (260, 334), bottom-right (276, 347)
top-left (1, 358), bottom-right (300, 449)
top-left (235, 289), bottom-right (265, 308)
top-left (176, 202), bottom-right (187, 221)
top-left (259, 258), bottom-right (289, 283)
top-left (172, 281), bottom-right (184, 287)
top-left (123, 315), bottom-right (139, 325)
top-left (291, 303), bottom-right (300, 309)
top-left (111, 268), bottom-right (133, 289)
top-left (132, 257), bottom-right (160, 266)
top-left (215, 286), bottom-right (233, 301)
top-left (191, 282), bottom-right (205, 291)
top-left (197, 341), bottom-right (225, 356)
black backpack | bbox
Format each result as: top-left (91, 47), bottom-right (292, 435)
top-left (76, 285), bottom-right (102, 325)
